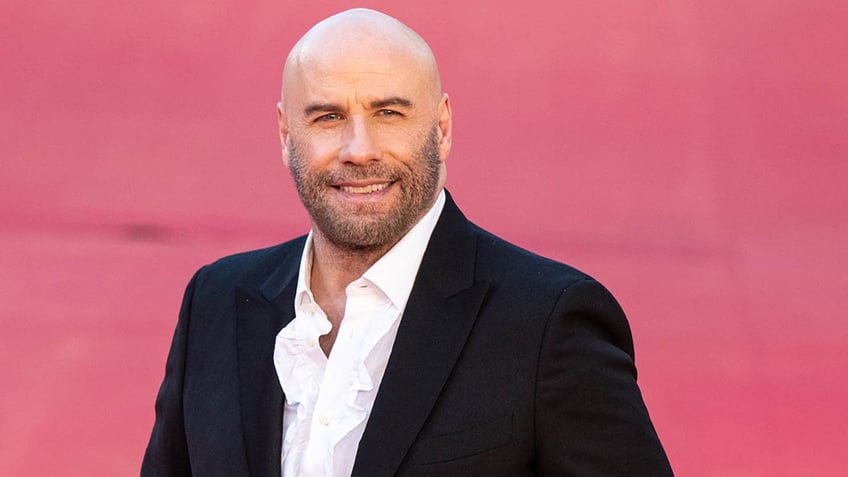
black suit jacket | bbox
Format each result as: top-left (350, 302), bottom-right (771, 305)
top-left (142, 192), bottom-right (673, 476)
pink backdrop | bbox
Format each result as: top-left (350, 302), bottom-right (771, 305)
top-left (2, 1), bottom-right (846, 475)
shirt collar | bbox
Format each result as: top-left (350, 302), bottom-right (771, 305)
top-left (294, 189), bottom-right (446, 312)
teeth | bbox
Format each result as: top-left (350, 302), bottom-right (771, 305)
top-left (340, 183), bottom-right (389, 194)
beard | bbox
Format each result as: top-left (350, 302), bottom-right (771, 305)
top-left (288, 126), bottom-right (442, 253)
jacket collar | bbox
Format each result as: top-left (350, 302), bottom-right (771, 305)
top-left (237, 239), bottom-right (303, 477)
top-left (352, 191), bottom-right (490, 476)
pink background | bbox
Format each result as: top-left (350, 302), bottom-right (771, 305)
top-left (2, 1), bottom-right (846, 475)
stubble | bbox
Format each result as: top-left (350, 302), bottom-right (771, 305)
top-left (288, 126), bottom-right (441, 253)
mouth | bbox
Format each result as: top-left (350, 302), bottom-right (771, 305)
top-left (335, 181), bottom-right (393, 194)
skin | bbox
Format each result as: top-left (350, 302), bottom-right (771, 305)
top-left (277, 9), bottom-right (453, 354)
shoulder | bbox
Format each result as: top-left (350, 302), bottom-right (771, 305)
top-left (433, 192), bottom-right (602, 300)
top-left (470, 223), bottom-right (592, 292)
top-left (191, 235), bottom-right (306, 291)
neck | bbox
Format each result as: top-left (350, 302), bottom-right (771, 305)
top-left (309, 231), bottom-right (395, 298)
top-left (307, 232), bottom-right (398, 356)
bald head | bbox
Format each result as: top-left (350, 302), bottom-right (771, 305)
top-left (281, 8), bottom-right (442, 108)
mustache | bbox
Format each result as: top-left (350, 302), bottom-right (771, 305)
top-left (319, 164), bottom-right (404, 184)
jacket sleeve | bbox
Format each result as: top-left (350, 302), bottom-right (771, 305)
top-left (141, 268), bottom-right (204, 476)
top-left (534, 278), bottom-right (673, 475)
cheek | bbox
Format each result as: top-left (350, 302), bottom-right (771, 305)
top-left (290, 130), bottom-right (339, 166)
top-left (373, 124), bottom-right (428, 158)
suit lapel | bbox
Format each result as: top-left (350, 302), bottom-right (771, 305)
top-left (236, 242), bottom-right (303, 477)
top-left (352, 192), bottom-right (489, 477)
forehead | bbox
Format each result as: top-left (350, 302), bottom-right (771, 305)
top-left (284, 40), bottom-right (436, 110)
top-left (310, 57), bottom-right (418, 91)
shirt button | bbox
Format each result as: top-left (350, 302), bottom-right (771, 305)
top-left (319, 416), bottom-right (330, 426)
top-left (307, 337), bottom-right (315, 347)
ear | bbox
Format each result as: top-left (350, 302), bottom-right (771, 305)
top-left (277, 101), bottom-right (291, 167)
top-left (436, 93), bottom-right (453, 161)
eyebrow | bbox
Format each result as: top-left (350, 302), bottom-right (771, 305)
top-left (369, 97), bottom-right (413, 109)
top-left (302, 97), bottom-right (414, 117)
top-left (303, 102), bottom-right (342, 117)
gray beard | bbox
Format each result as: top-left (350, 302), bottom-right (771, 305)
top-left (288, 126), bottom-right (441, 253)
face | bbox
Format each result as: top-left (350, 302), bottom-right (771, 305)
top-left (279, 46), bottom-right (452, 252)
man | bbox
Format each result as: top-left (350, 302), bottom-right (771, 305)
top-left (142, 8), bottom-right (673, 476)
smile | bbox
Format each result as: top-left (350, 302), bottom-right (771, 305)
top-left (337, 182), bottom-right (392, 194)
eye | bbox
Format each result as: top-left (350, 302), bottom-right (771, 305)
top-left (314, 113), bottom-right (343, 123)
top-left (377, 109), bottom-right (402, 117)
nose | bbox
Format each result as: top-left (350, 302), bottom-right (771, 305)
top-left (339, 117), bottom-right (382, 164)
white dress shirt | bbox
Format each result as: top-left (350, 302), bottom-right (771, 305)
top-left (273, 190), bottom-right (446, 477)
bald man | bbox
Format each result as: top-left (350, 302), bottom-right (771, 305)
top-left (142, 8), bottom-right (673, 477)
